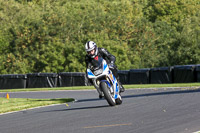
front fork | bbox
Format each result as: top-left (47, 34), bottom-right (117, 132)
top-left (92, 79), bottom-right (103, 96)
top-left (93, 76), bottom-right (114, 96)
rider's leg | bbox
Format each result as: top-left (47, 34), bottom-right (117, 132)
top-left (109, 67), bottom-right (125, 92)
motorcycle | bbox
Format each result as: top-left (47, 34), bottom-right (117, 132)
top-left (87, 57), bottom-right (122, 106)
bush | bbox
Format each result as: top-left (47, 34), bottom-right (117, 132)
top-left (0, 0), bottom-right (199, 74)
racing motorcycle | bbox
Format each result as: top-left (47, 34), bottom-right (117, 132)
top-left (87, 57), bottom-right (122, 106)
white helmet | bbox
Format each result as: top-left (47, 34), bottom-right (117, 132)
top-left (85, 41), bottom-right (98, 58)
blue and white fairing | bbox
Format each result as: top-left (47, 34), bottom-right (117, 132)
top-left (87, 58), bottom-right (120, 100)
top-left (87, 59), bottom-right (109, 78)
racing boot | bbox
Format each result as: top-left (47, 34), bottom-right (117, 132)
top-left (99, 94), bottom-right (104, 99)
top-left (117, 78), bottom-right (125, 93)
top-left (98, 91), bottom-right (104, 99)
top-left (118, 81), bottom-right (125, 93)
top-left (119, 82), bottom-right (125, 93)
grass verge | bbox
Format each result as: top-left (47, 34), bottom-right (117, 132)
top-left (0, 98), bottom-right (74, 114)
top-left (0, 83), bottom-right (200, 92)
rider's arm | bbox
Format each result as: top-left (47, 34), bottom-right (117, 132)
top-left (99, 48), bottom-right (116, 64)
top-left (85, 55), bottom-right (93, 85)
top-left (85, 55), bottom-right (89, 78)
top-left (85, 55), bottom-right (89, 68)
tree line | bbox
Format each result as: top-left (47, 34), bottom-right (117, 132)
top-left (0, 0), bottom-right (199, 74)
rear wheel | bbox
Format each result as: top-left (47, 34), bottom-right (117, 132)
top-left (100, 82), bottom-right (116, 106)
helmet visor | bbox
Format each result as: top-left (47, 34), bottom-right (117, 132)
top-left (87, 49), bottom-right (95, 55)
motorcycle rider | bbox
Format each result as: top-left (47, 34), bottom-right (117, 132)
top-left (85, 41), bottom-right (125, 98)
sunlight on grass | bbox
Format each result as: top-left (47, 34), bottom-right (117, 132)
top-left (0, 98), bottom-right (74, 114)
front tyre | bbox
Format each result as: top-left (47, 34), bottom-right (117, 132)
top-left (115, 97), bottom-right (122, 105)
top-left (100, 82), bottom-right (116, 106)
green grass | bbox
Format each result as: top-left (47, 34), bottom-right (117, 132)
top-left (0, 86), bottom-right (95, 92)
top-left (0, 83), bottom-right (200, 92)
top-left (0, 98), bottom-right (74, 114)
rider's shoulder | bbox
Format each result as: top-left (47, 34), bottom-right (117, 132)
top-left (85, 54), bottom-right (89, 59)
top-left (98, 47), bottom-right (107, 53)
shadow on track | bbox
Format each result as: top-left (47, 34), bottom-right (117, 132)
top-left (35, 88), bottom-right (200, 114)
top-left (63, 88), bottom-right (200, 104)
top-left (37, 105), bottom-right (110, 114)
top-left (122, 88), bottom-right (200, 99)
top-left (77, 88), bottom-right (200, 102)
top-left (77, 98), bottom-right (103, 103)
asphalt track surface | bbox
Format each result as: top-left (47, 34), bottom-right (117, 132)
top-left (0, 88), bottom-right (200, 133)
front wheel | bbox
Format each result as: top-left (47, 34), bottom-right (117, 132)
top-left (100, 82), bottom-right (116, 106)
top-left (115, 97), bottom-right (122, 105)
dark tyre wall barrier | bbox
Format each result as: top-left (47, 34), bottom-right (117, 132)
top-left (129, 69), bottom-right (150, 84)
top-left (150, 67), bottom-right (172, 84)
top-left (173, 65), bottom-right (195, 83)
top-left (27, 73), bottom-right (58, 88)
top-left (0, 74), bottom-right (27, 89)
top-left (58, 72), bottom-right (85, 87)
top-left (0, 64), bottom-right (200, 89)
top-left (118, 70), bottom-right (130, 84)
top-left (196, 65), bottom-right (200, 82)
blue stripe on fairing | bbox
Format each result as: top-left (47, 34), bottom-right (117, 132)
top-left (116, 82), bottom-right (119, 92)
top-left (103, 63), bottom-right (108, 71)
top-left (112, 73), bottom-right (116, 84)
top-left (115, 82), bottom-right (118, 99)
top-left (113, 74), bottom-right (116, 81)
top-left (88, 71), bottom-right (94, 76)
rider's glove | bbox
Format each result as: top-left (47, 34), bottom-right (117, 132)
top-left (109, 63), bottom-right (115, 69)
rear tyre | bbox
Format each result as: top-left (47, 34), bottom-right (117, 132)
top-left (100, 82), bottom-right (116, 106)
